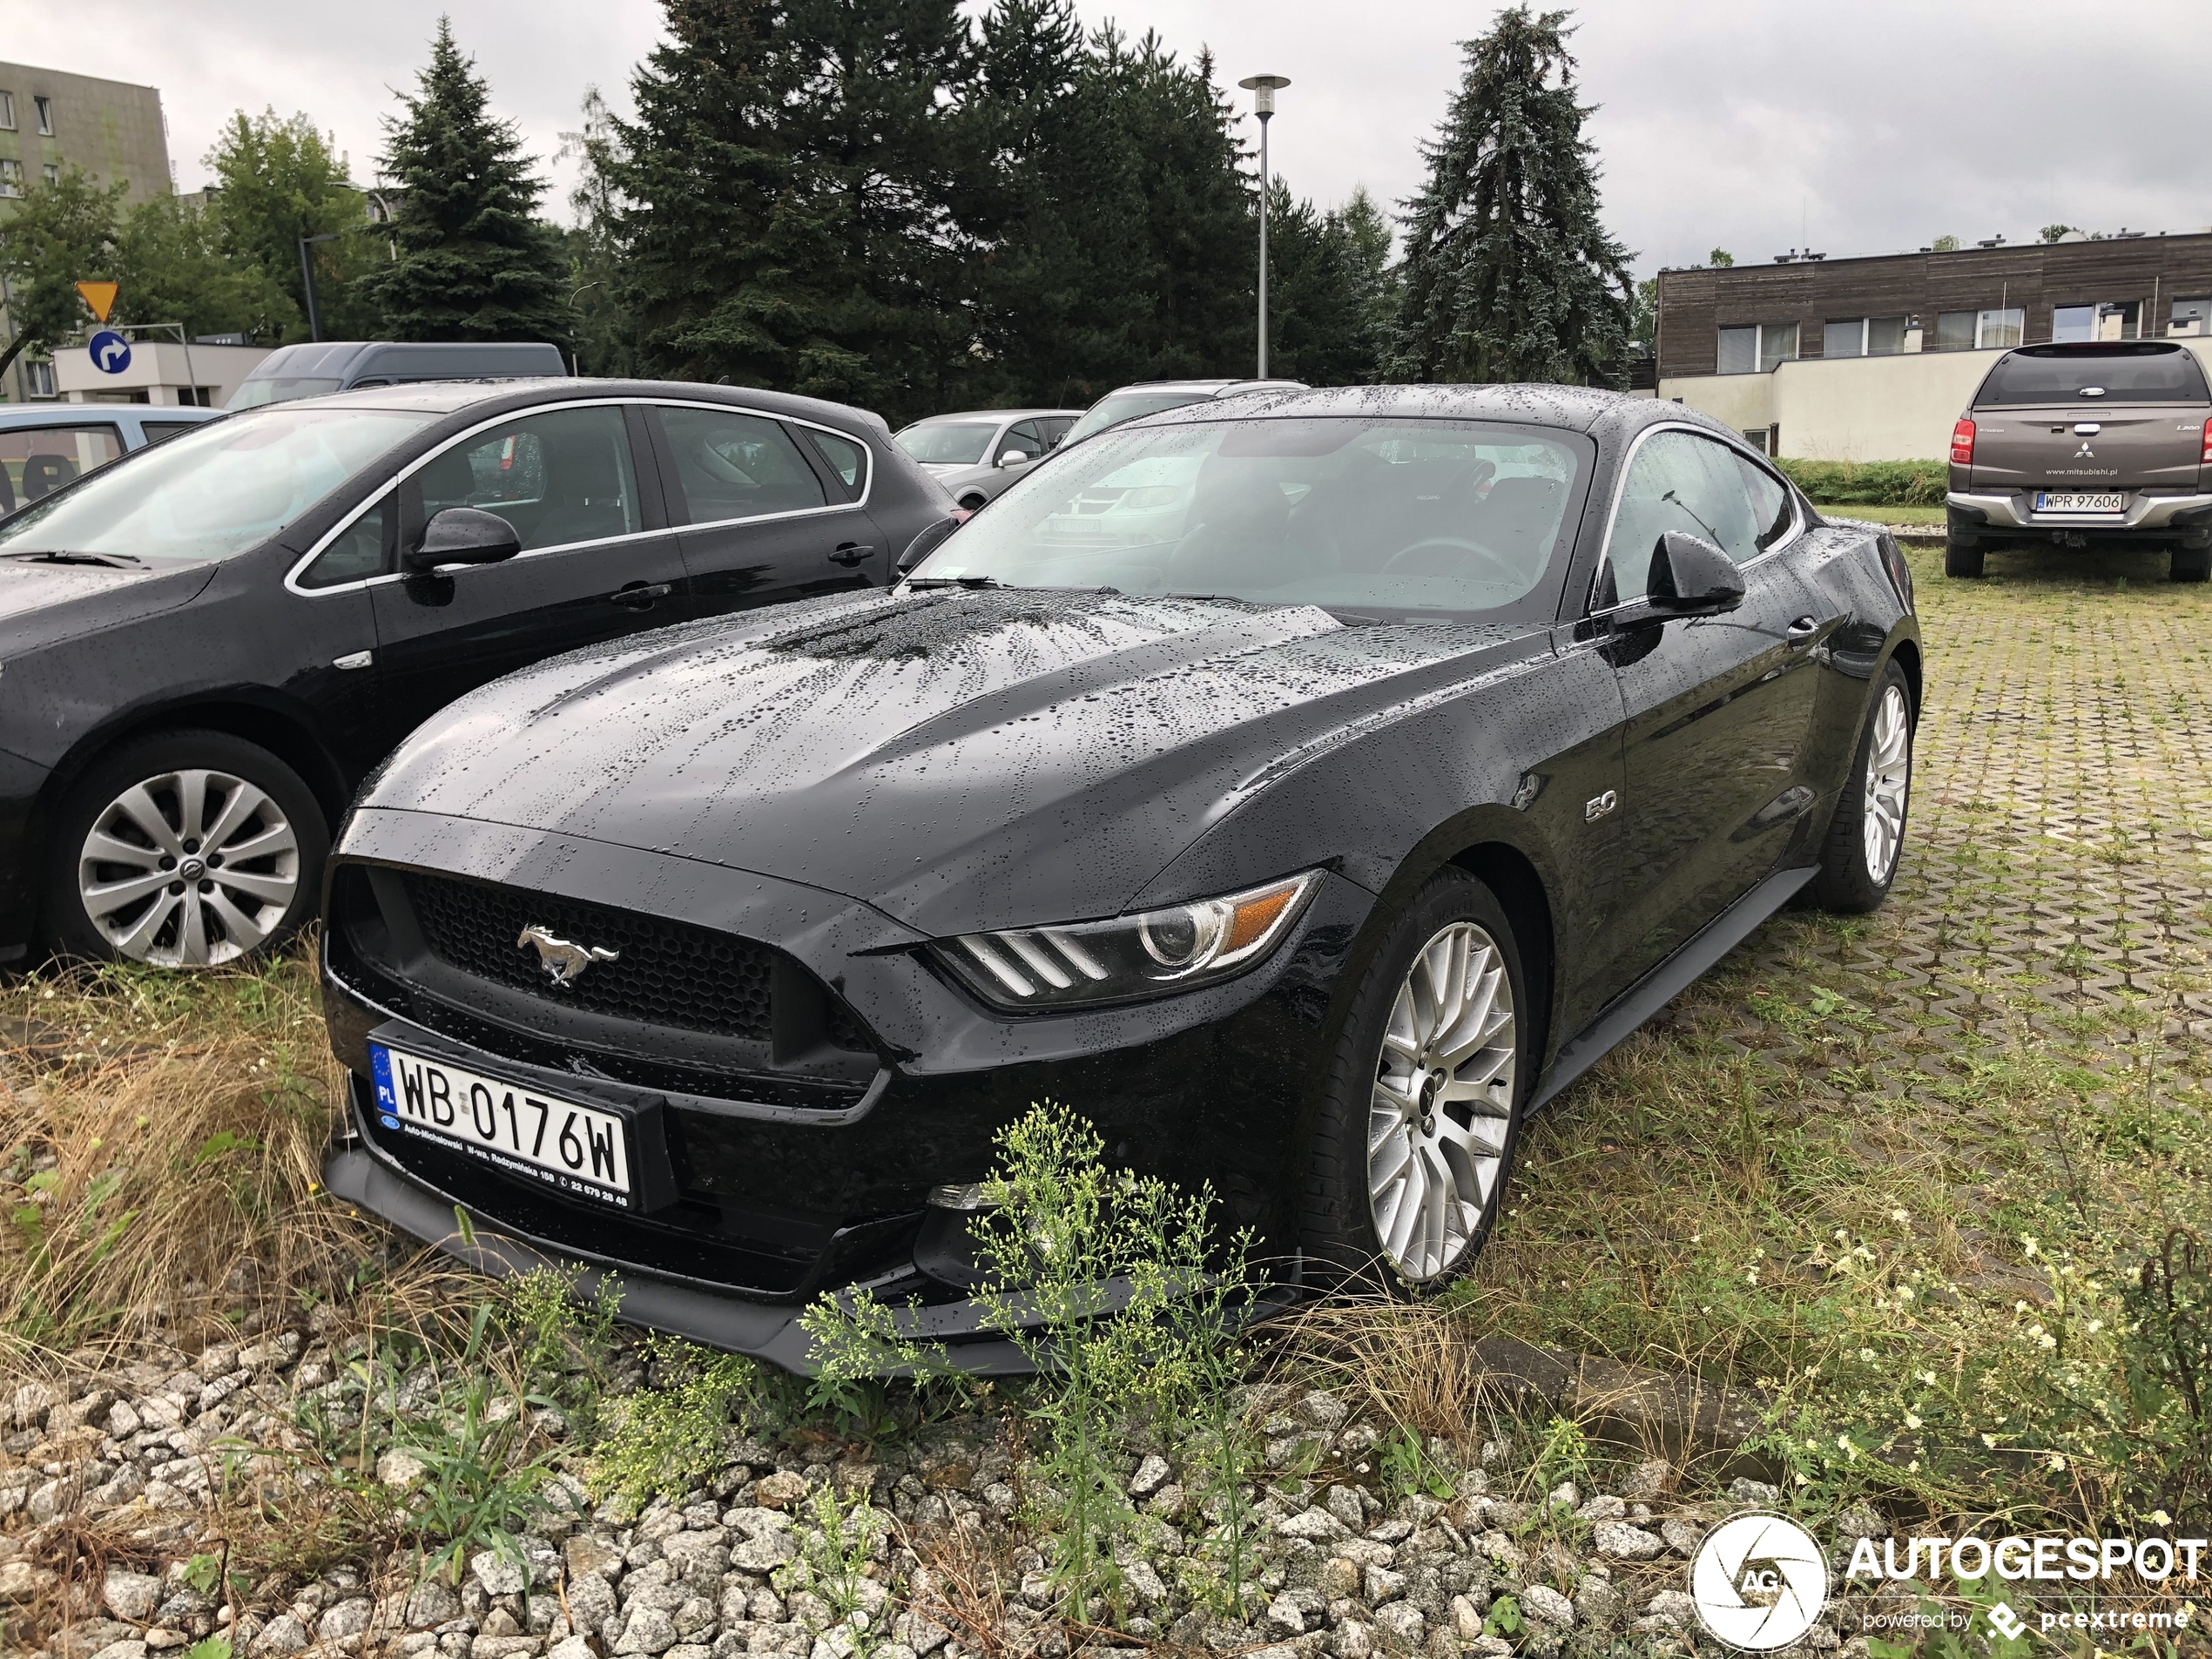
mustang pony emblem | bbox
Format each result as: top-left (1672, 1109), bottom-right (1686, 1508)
top-left (516, 925), bottom-right (619, 987)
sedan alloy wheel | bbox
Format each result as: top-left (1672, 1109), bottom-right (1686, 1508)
top-left (78, 767), bottom-right (302, 967)
top-left (1862, 683), bottom-right (1911, 885)
top-left (1367, 919), bottom-right (1518, 1281)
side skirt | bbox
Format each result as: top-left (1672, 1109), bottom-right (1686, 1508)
top-left (1528, 864), bottom-right (1818, 1112)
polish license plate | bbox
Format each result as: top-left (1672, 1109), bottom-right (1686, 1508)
top-left (369, 1042), bottom-right (631, 1204)
top-left (2034, 491), bottom-right (2126, 514)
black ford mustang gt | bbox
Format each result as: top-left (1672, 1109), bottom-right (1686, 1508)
top-left (320, 386), bottom-right (1921, 1370)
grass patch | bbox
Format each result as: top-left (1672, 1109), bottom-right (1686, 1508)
top-left (1816, 502), bottom-right (1945, 528)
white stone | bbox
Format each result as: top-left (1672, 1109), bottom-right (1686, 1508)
top-left (1593, 1522), bottom-right (1666, 1562)
top-left (319, 1597), bottom-right (374, 1642)
top-left (253, 1613), bottom-right (312, 1655)
top-left (1519, 1584), bottom-right (1575, 1629)
top-left (1372, 1602), bottom-right (1426, 1648)
top-left (1278, 1507), bottom-right (1349, 1542)
top-left (1129, 1454), bottom-right (1172, 1498)
top-left (106, 1568), bottom-right (165, 1623)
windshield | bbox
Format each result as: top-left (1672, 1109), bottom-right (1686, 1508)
top-left (227, 375), bottom-right (345, 410)
top-left (907, 416), bottom-right (1586, 620)
top-left (896, 421), bottom-right (999, 466)
top-left (1976, 346), bottom-right (2210, 406)
top-left (1062, 389), bottom-right (1214, 446)
top-left (0, 406), bottom-right (433, 562)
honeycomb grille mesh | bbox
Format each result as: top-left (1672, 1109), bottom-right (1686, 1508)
top-left (404, 874), bottom-right (775, 1038)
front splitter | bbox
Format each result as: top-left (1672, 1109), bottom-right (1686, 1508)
top-left (320, 1140), bottom-right (1038, 1377)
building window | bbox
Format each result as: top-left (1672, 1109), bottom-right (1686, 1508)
top-left (24, 360), bottom-right (57, 399)
top-left (0, 91), bottom-right (15, 131)
top-left (1934, 311), bottom-right (1976, 351)
top-left (33, 96), bottom-right (52, 136)
top-left (2053, 304), bottom-right (2095, 343)
top-left (1867, 316), bottom-right (1906, 355)
top-left (1824, 320), bottom-right (1865, 359)
top-left (41, 163), bottom-right (57, 186)
top-left (1717, 322), bottom-right (1797, 374)
top-left (1977, 308), bottom-right (2023, 349)
top-left (2173, 297), bottom-right (2210, 338)
top-left (0, 159), bottom-right (20, 199)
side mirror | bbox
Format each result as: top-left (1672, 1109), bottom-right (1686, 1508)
top-left (1617, 532), bottom-right (1743, 624)
top-left (403, 506), bottom-right (523, 573)
top-left (997, 450), bottom-right (1029, 469)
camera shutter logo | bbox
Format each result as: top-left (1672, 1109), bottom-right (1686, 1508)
top-left (1689, 1513), bottom-right (1829, 1650)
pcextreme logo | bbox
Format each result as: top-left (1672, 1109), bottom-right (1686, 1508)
top-left (1690, 1513), bottom-right (1830, 1650)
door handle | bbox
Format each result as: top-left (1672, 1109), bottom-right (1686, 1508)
top-left (609, 581), bottom-right (672, 609)
top-left (1784, 615), bottom-right (1820, 644)
top-left (828, 543), bottom-right (875, 567)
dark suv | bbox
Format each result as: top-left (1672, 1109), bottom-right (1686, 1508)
top-left (1946, 341), bottom-right (2212, 580)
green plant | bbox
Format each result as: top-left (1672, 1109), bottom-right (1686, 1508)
top-left (803, 1103), bottom-right (1264, 1624)
top-left (1484, 1594), bottom-right (1523, 1638)
top-left (1379, 1426), bottom-right (1455, 1501)
top-left (588, 1334), bottom-right (760, 1504)
top-left (792, 1485), bottom-right (887, 1639)
top-left (1775, 456), bottom-right (1946, 507)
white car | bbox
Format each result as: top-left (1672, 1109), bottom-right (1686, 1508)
top-left (894, 408), bottom-right (1082, 511)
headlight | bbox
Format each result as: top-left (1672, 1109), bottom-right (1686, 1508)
top-left (937, 870), bottom-right (1324, 1011)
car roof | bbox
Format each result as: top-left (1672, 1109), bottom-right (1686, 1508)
top-left (246, 340), bottom-right (565, 378)
top-left (1117, 381), bottom-right (1673, 435)
top-left (258, 377), bottom-right (894, 434)
top-left (1103, 379), bottom-right (1305, 396)
top-left (0, 404), bottom-right (224, 430)
top-left (901, 408), bottom-right (1083, 426)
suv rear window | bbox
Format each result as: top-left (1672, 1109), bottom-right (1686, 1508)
top-left (1975, 344), bottom-right (2210, 406)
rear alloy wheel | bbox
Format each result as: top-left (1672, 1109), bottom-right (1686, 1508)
top-left (1944, 536), bottom-right (1985, 578)
top-left (44, 732), bottom-right (328, 968)
top-left (1809, 663), bottom-right (1914, 914)
top-left (1303, 871), bottom-right (1528, 1290)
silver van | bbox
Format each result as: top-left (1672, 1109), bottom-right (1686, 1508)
top-left (228, 341), bottom-right (566, 410)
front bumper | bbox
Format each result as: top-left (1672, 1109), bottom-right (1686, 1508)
top-left (320, 812), bottom-right (1374, 1353)
top-left (1947, 489), bottom-right (2212, 541)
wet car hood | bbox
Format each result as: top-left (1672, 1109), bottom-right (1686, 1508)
top-left (0, 558), bottom-right (217, 655)
top-left (355, 587), bottom-right (1551, 934)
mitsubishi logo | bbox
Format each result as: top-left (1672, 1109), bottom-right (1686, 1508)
top-left (516, 924), bottom-right (620, 988)
top-left (2074, 440), bottom-right (2095, 458)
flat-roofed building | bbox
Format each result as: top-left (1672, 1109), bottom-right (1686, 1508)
top-left (1655, 233), bottom-right (2212, 460)
top-left (0, 62), bottom-right (173, 406)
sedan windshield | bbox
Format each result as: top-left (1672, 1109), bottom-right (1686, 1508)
top-left (0, 406), bottom-right (433, 563)
top-left (907, 416), bottom-right (1585, 619)
top-left (896, 421), bottom-right (998, 466)
top-left (1062, 389), bottom-right (1213, 446)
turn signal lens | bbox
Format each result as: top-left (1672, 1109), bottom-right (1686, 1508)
top-left (1951, 419), bottom-right (1976, 466)
top-left (940, 871), bottom-right (1325, 1011)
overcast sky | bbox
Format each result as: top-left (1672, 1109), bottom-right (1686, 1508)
top-left (15, 0), bottom-right (2210, 276)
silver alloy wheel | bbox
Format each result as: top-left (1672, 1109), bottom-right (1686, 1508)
top-left (1367, 920), bottom-right (1517, 1281)
top-left (1862, 684), bottom-right (1912, 885)
top-left (77, 768), bottom-right (301, 968)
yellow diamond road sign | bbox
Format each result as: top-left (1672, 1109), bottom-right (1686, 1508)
top-left (76, 281), bottom-right (118, 323)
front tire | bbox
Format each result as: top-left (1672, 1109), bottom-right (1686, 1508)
top-left (1808, 662), bottom-right (1914, 914)
top-left (1301, 870), bottom-right (1530, 1291)
top-left (41, 731), bottom-right (329, 969)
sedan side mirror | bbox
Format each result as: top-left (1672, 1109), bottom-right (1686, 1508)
top-left (403, 506), bottom-right (523, 573)
top-left (997, 450), bottom-right (1029, 469)
top-left (1616, 531), bottom-right (1744, 625)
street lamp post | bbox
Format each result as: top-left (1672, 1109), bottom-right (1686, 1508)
top-left (1238, 74), bottom-right (1291, 379)
top-left (298, 233), bottom-right (341, 342)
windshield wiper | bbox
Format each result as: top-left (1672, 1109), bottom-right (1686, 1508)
top-left (905, 574), bottom-right (1015, 590)
top-left (6, 550), bottom-right (144, 568)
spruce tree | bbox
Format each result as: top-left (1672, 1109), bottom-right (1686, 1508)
top-left (614, 0), bottom-right (973, 424)
top-left (362, 18), bottom-right (567, 344)
top-left (1389, 6), bottom-right (1631, 386)
top-left (205, 110), bottom-right (375, 341)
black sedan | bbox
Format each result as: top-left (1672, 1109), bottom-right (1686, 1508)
top-left (0, 380), bottom-right (952, 969)
top-left (317, 387), bottom-right (1921, 1366)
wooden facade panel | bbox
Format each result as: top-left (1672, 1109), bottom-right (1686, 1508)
top-left (1656, 233), bottom-right (2212, 378)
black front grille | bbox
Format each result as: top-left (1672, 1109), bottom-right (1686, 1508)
top-left (405, 874), bottom-right (774, 1039)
